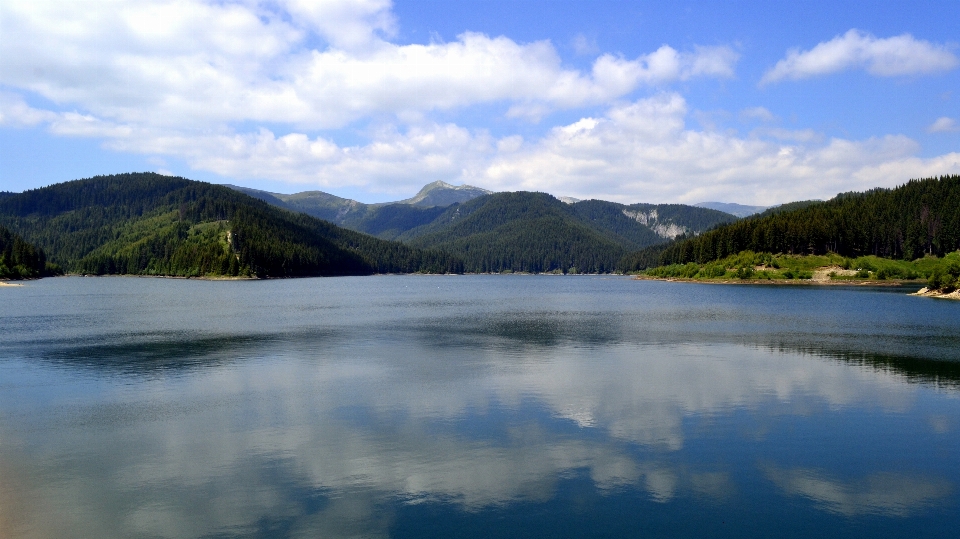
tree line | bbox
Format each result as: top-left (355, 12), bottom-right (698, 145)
top-left (0, 224), bottom-right (59, 279)
top-left (622, 175), bottom-right (960, 270)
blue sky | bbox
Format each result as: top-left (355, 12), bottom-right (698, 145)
top-left (1, 0), bottom-right (958, 204)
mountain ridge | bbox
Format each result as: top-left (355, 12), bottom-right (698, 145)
top-left (0, 174), bottom-right (462, 278)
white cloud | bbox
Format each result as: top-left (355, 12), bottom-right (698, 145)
top-left (0, 93), bottom-right (57, 126)
top-left (927, 117), bottom-right (959, 133)
top-left (2, 2), bottom-right (955, 204)
top-left (740, 106), bottom-right (776, 123)
top-left (283, 0), bottom-right (397, 51)
top-left (0, 0), bottom-right (738, 131)
top-left (15, 92), bottom-right (960, 204)
top-left (572, 33), bottom-right (599, 56)
top-left (476, 94), bottom-right (959, 204)
top-left (762, 29), bottom-right (959, 84)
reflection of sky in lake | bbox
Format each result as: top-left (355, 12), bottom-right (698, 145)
top-left (1, 276), bottom-right (959, 538)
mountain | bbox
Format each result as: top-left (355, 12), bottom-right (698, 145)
top-left (390, 192), bottom-right (736, 273)
top-left (695, 201), bottom-right (767, 217)
top-left (394, 180), bottom-right (492, 207)
top-left (634, 175), bottom-right (960, 269)
top-left (398, 192), bottom-right (626, 273)
top-left (0, 173), bottom-right (462, 278)
top-left (226, 182), bottom-right (492, 240)
top-left (0, 224), bottom-right (54, 279)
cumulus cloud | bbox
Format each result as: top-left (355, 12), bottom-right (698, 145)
top-left (16, 92), bottom-right (960, 203)
top-left (476, 94), bottom-right (959, 204)
top-left (11, 89), bottom-right (960, 203)
top-left (927, 117), bottom-right (959, 133)
top-left (762, 29), bottom-right (959, 84)
top-left (0, 0), bottom-right (738, 130)
top-left (0, 93), bottom-right (57, 126)
top-left (2, 2), bottom-right (956, 203)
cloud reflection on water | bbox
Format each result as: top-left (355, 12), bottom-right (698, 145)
top-left (762, 465), bottom-right (951, 517)
top-left (3, 276), bottom-right (960, 538)
top-left (3, 338), bottom-right (954, 538)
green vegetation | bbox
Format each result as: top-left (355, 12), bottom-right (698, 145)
top-left (641, 249), bottom-right (960, 287)
top-left (926, 252), bottom-right (960, 291)
top-left (0, 173), bottom-right (462, 278)
top-left (626, 175), bottom-right (960, 288)
top-left (0, 224), bottom-right (60, 279)
top-left (629, 176), bottom-right (960, 272)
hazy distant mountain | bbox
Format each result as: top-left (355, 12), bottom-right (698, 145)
top-left (225, 181), bottom-right (491, 236)
top-left (694, 201), bottom-right (767, 218)
top-left (395, 180), bottom-right (492, 207)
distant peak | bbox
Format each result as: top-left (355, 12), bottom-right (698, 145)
top-left (416, 180), bottom-right (488, 195)
top-left (421, 180), bottom-right (455, 191)
top-left (399, 180), bottom-right (493, 207)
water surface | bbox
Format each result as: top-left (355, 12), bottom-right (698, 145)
top-left (2, 276), bottom-right (959, 538)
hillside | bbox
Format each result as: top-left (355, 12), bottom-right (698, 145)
top-left (0, 173), bottom-right (462, 278)
top-left (623, 175), bottom-right (960, 271)
top-left (392, 192), bottom-right (735, 273)
top-left (0, 224), bottom-right (54, 279)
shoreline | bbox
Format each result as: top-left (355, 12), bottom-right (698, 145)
top-left (632, 274), bottom-right (922, 288)
top-left (635, 274), bottom-right (959, 300)
top-left (65, 273), bottom-right (260, 281)
top-left (909, 287), bottom-right (960, 300)
top-left (0, 281), bottom-right (24, 287)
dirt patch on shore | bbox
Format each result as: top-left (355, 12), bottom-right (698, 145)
top-left (911, 287), bottom-right (960, 300)
top-left (812, 266), bottom-right (858, 282)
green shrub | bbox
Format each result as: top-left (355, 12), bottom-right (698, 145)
top-left (702, 264), bottom-right (726, 278)
top-left (929, 268), bottom-right (946, 290)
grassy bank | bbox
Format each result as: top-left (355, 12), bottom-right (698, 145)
top-left (638, 250), bottom-right (960, 287)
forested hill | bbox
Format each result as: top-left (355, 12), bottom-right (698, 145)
top-left (0, 224), bottom-right (54, 279)
top-left (628, 175), bottom-right (960, 269)
top-left (393, 192), bottom-right (735, 273)
top-left (0, 173), bottom-right (462, 278)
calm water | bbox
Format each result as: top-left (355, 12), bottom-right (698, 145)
top-left (2, 276), bottom-right (959, 538)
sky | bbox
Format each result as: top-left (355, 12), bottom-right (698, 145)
top-left (1, 0), bottom-right (958, 205)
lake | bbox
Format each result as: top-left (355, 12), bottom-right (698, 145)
top-left (2, 275), bottom-right (959, 538)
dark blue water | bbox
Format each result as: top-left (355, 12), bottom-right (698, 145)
top-left (2, 276), bottom-right (959, 538)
